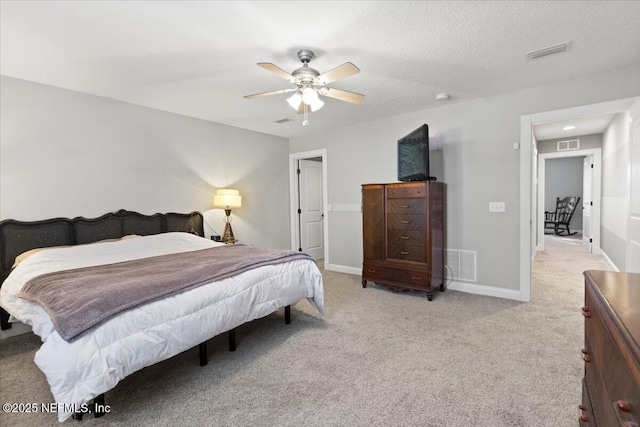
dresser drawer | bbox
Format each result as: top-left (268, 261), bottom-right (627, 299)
top-left (387, 214), bottom-right (426, 230)
top-left (599, 315), bottom-right (640, 425)
top-left (393, 268), bottom-right (430, 288)
top-left (387, 243), bottom-right (425, 262)
top-left (580, 378), bottom-right (595, 426)
top-left (362, 263), bottom-right (393, 281)
top-left (387, 229), bottom-right (425, 247)
top-left (386, 185), bottom-right (426, 199)
top-left (387, 198), bottom-right (425, 215)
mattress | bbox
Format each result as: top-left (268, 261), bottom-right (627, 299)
top-left (0, 232), bottom-right (324, 422)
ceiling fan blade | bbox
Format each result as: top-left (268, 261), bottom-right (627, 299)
top-left (318, 87), bottom-right (365, 104)
top-left (244, 88), bottom-right (296, 99)
top-left (257, 62), bottom-right (298, 84)
top-left (314, 62), bottom-right (360, 85)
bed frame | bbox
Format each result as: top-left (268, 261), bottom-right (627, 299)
top-left (0, 209), bottom-right (205, 330)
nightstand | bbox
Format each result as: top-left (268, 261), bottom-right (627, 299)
top-left (211, 236), bottom-right (237, 244)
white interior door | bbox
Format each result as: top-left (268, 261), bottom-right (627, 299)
top-left (297, 159), bottom-right (324, 260)
top-left (627, 99), bottom-right (640, 272)
top-left (583, 155), bottom-right (593, 252)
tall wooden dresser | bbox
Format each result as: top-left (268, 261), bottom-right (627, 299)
top-left (580, 270), bottom-right (640, 426)
top-left (361, 181), bottom-right (445, 301)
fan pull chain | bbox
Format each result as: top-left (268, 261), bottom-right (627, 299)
top-left (303, 102), bottom-right (309, 126)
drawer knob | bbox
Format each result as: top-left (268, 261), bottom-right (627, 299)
top-left (400, 235), bottom-right (410, 240)
top-left (401, 251), bottom-right (410, 255)
top-left (367, 269), bottom-right (376, 273)
top-left (400, 220), bottom-right (410, 224)
top-left (616, 400), bottom-right (631, 412)
top-left (401, 205), bottom-right (409, 208)
top-left (583, 354), bottom-right (591, 363)
top-left (412, 276), bottom-right (422, 280)
top-left (579, 404), bottom-right (585, 410)
top-left (581, 348), bottom-right (588, 355)
top-left (581, 306), bottom-right (591, 318)
top-left (579, 414), bottom-right (588, 422)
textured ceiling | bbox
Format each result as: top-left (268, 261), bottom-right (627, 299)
top-left (1, 1), bottom-right (639, 139)
top-left (534, 113), bottom-right (617, 141)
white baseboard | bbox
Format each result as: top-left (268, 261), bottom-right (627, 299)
top-left (324, 263), bottom-right (362, 275)
top-left (324, 264), bottom-right (524, 302)
top-left (0, 322), bottom-right (32, 340)
top-left (446, 280), bottom-right (524, 301)
top-left (600, 250), bottom-right (620, 272)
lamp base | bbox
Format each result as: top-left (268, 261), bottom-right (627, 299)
top-left (222, 223), bottom-right (237, 244)
top-left (222, 209), bottom-right (237, 244)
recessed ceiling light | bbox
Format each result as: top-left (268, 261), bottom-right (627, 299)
top-left (563, 125), bottom-right (576, 131)
top-left (435, 93), bottom-right (450, 101)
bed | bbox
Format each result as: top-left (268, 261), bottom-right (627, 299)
top-left (0, 210), bottom-right (324, 422)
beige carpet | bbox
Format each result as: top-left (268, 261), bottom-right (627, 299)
top-left (0, 237), bottom-right (610, 426)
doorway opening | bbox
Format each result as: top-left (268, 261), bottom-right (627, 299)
top-left (289, 149), bottom-right (328, 263)
top-left (519, 97), bottom-right (638, 302)
top-left (537, 148), bottom-right (602, 254)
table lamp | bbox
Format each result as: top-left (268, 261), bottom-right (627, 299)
top-left (213, 189), bottom-right (242, 243)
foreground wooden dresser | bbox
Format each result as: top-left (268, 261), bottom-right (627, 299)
top-left (361, 181), bottom-right (445, 301)
top-left (581, 270), bottom-right (640, 426)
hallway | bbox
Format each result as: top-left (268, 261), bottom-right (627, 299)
top-left (532, 232), bottom-right (611, 302)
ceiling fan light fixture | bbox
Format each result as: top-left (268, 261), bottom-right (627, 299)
top-left (245, 49), bottom-right (364, 125)
top-left (286, 92), bottom-right (302, 110)
top-left (309, 97), bottom-right (324, 112)
top-left (302, 87), bottom-right (319, 105)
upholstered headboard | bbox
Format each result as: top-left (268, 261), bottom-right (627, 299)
top-left (0, 209), bottom-right (204, 330)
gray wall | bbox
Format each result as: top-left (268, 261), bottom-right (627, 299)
top-left (544, 157), bottom-right (584, 231)
top-left (289, 64), bottom-right (640, 293)
top-left (0, 76), bottom-right (291, 250)
top-left (537, 133), bottom-right (603, 154)
top-left (601, 112), bottom-right (629, 270)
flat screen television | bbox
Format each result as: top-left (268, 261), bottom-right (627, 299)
top-left (397, 124), bottom-right (436, 182)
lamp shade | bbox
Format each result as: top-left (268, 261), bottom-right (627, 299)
top-left (302, 87), bottom-right (319, 104)
top-left (213, 189), bottom-right (242, 208)
top-left (309, 97), bottom-right (324, 112)
top-left (286, 92), bottom-right (302, 110)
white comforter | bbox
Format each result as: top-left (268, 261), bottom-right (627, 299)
top-left (0, 232), bottom-right (324, 422)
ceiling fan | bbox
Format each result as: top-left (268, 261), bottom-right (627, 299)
top-left (244, 49), bottom-right (364, 126)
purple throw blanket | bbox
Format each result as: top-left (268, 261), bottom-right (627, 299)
top-left (18, 244), bottom-right (312, 342)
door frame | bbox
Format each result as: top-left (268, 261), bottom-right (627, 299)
top-left (537, 148), bottom-right (602, 252)
top-left (289, 149), bottom-right (329, 262)
top-left (520, 96), bottom-right (638, 303)
top-left (583, 155), bottom-right (594, 253)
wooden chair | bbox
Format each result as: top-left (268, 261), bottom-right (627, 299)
top-left (544, 196), bottom-right (581, 236)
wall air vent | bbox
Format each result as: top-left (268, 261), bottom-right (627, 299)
top-left (446, 249), bottom-right (477, 282)
top-left (525, 41), bottom-right (571, 61)
top-left (275, 118), bottom-right (292, 124)
top-left (557, 139), bottom-right (580, 151)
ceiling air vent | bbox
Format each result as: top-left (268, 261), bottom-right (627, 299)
top-left (525, 41), bottom-right (571, 61)
top-left (274, 118), bottom-right (292, 124)
top-left (557, 139), bottom-right (580, 151)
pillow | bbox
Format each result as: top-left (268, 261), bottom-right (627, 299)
top-left (12, 247), bottom-right (58, 269)
top-left (11, 234), bottom-right (142, 268)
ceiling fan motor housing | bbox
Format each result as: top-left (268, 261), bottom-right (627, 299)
top-left (297, 49), bottom-right (314, 63)
top-left (292, 66), bottom-right (319, 85)
top-left (293, 50), bottom-right (319, 85)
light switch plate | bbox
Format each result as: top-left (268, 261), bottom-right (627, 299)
top-left (489, 202), bottom-right (506, 212)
